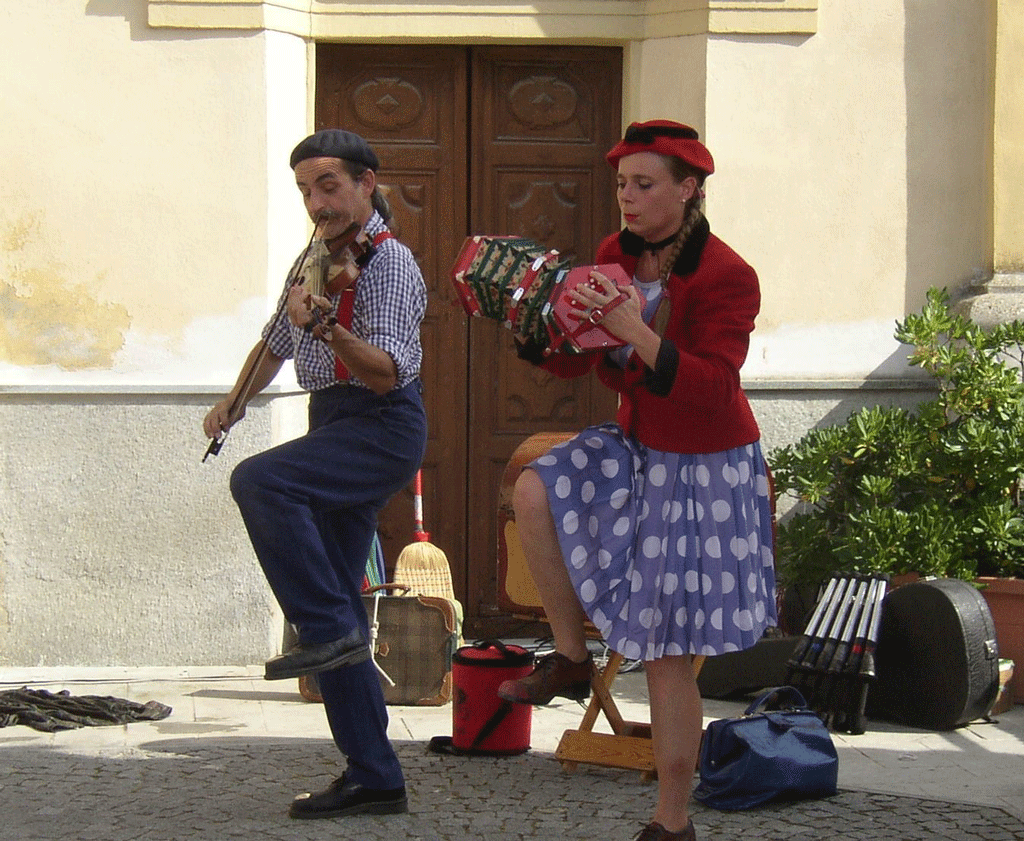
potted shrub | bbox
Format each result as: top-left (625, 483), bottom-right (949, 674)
top-left (769, 286), bottom-right (1024, 700)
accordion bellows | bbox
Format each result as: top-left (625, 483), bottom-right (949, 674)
top-left (450, 235), bottom-right (637, 354)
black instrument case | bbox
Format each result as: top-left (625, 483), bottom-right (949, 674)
top-left (868, 578), bottom-right (999, 730)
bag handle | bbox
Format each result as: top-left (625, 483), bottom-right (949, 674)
top-left (364, 583), bottom-right (411, 596)
top-left (471, 639), bottom-right (515, 656)
top-left (743, 685), bottom-right (809, 716)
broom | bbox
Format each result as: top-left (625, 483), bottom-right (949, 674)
top-left (394, 470), bottom-right (455, 599)
top-left (394, 470), bottom-right (463, 639)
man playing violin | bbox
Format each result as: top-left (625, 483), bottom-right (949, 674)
top-left (203, 129), bottom-right (427, 820)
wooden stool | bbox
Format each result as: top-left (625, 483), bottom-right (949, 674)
top-left (555, 652), bottom-right (704, 781)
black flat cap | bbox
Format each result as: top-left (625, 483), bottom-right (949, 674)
top-left (289, 129), bottom-right (380, 171)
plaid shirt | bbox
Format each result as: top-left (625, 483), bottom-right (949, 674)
top-left (261, 213), bottom-right (426, 391)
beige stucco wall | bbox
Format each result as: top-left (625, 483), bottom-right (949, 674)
top-left (708, 0), bottom-right (993, 380)
top-left (995, 0), bottom-right (1024, 272)
top-left (0, 2), bottom-right (312, 666)
top-left (0, 0), bottom-right (1009, 666)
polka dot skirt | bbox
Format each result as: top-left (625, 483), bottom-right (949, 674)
top-left (529, 423), bottom-right (777, 661)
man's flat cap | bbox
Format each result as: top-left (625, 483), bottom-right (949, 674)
top-left (289, 129), bottom-right (379, 171)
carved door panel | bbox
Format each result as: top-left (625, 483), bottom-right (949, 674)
top-left (315, 45), bottom-right (622, 634)
top-left (316, 45), bottom-right (470, 596)
top-left (467, 47), bottom-right (621, 630)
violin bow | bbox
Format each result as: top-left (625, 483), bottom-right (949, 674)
top-left (203, 215), bottom-right (337, 462)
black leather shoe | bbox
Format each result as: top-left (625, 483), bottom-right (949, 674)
top-left (289, 775), bottom-right (408, 819)
top-left (264, 627), bottom-right (370, 681)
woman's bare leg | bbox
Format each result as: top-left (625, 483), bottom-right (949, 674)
top-left (512, 467), bottom-right (589, 662)
top-left (644, 654), bottom-right (702, 833)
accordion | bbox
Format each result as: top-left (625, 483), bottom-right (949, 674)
top-left (449, 235), bottom-right (639, 355)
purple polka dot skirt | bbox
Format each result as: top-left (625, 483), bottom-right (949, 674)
top-left (529, 423), bottom-right (778, 661)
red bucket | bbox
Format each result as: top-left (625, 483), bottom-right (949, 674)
top-left (451, 640), bottom-right (534, 755)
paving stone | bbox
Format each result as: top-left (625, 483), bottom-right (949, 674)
top-left (0, 737), bottom-right (1021, 840)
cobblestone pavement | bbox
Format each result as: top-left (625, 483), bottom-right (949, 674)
top-left (1, 667), bottom-right (1023, 841)
top-left (2, 736), bottom-right (1023, 841)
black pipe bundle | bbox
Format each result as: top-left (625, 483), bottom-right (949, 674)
top-left (784, 572), bottom-right (888, 733)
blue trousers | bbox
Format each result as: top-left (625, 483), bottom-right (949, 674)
top-left (230, 380), bottom-right (426, 789)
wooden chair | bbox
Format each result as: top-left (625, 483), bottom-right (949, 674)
top-left (499, 433), bottom-right (708, 780)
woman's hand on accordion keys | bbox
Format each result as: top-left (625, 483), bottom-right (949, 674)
top-left (569, 270), bottom-right (644, 341)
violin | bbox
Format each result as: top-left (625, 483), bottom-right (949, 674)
top-left (301, 222), bottom-right (377, 336)
top-left (202, 216), bottom-right (376, 462)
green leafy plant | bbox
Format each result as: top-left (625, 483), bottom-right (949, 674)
top-left (770, 287), bottom-right (1024, 587)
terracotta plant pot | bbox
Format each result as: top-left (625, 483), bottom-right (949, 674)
top-left (976, 577), bottom-right (1024, 704)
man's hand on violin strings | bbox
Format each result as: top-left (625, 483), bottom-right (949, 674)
top-left (286, 285), bottom-right (315, 329)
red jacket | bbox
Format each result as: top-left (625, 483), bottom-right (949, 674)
top-left (536, 218), bottom-right (761, 454)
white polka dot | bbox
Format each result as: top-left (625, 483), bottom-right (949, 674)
top-left (721, 571), bottom-right (736, 594)
top-left (710, 608), bottom-right (723, 630)
top-left (581, 481), bottom-right (596, 503)
top-left (555, 475), bottom-right (572, 499)
top-left (674, 607), bottom-right (688, 627)
top-left (562, 511), bottom-right (579, 534)
top-left (570, 448), bottom-right (589, 469)
top-left (694, 501), bottom-right (705, 522)
top-left (701, 644), bottom-right (717, 655)
top-left (702, 573), bottom-right (714, 595)
top-left (665, 642), bottom-right (684, 656)
top-left (684, 570), bottom-right (700, 592)
top-left (638, 499), bottom-right (650, 522)
top-left (711, 499), bottom-right (731, 522)
top-left (610, 488), bottom-right (629, 510)
top-left (669, 501), bottom-right (683, 523)
top-left (619, 601), bottom-right (630, 620)
top-left (570, 546), bottom-right (588, 569)
top-left (722, 642), bottom-right (739, 653)
top-left (693, 609), bottom-right (706, 629)
top-left (733, 608), bottom-right (754, 632)
top-left (661, 500), bottom-right (672, 520)
top-left (748, 531), bottom-right (759, 553)
top-left (755, 601), bottom-right (766, 622)
top-left (663, 573), bottom-right (679, 595)
top-left (598, 549), bottom-right (612, 569)
top-left (621, 640), bottom-right (642, 660)
top-left (704, 535), bottom-right (722, 559)
top-left (722, 464), bottom-right (740, 487)
top-left (613, 516), bottom-right (630, 537)
top-left (580, 579), bottom-right (597, 603)
top-left (643, 535), bottom-right (661, 559)
top-left (738, 460), bottom-right (751, 484)
top-left (630, 569), bottom-right (644, 592)
top-left (585, 436), bottom-right (603, 448)
top-left (639, 608), bottom-right (655, 629)
top-left (730, 536), bottom-right (749, 560)
top-left (676, 535), bottom-right (688, 556)
top-left (648, 463), bottom-right (667, 487)
top-left (589, 515), bottom-right (600, 538)
top-left (601, 459), bottom-right (620, 478)
top-left (747, 572), bottom-right (758, 593)
top-left (695, 465), bottom-right (711, 486)
top-left (535, 454), bottom-right (558, 466)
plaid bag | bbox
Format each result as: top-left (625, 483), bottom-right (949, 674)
top-left (363, 584), bottom-right (459, 706)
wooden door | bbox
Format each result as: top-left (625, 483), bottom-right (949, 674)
top-left (316, 44), bottom-right (621, 636)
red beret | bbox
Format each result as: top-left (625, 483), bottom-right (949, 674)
top-left (605, 119), bottom-right (714, 176)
